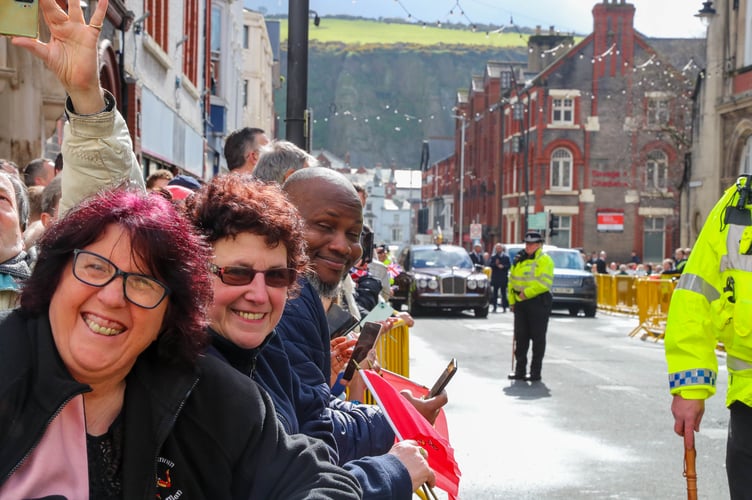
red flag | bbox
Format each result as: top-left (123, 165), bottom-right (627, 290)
top-left (360, 369), bottom-right (461, 498)
top-left (378, 369), bottom-right (449, 440)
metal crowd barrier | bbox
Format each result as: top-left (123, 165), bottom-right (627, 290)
top-left (594, 274), bottom-right (677, 341)
top-left (351, 317), bottom-right (410, 405)
top-left (374, 318), bottom-right (411, 377)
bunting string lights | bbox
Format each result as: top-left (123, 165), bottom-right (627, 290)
top-left (297, 48), bottom-right (701, 130)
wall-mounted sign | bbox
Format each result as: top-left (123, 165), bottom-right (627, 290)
top-left (469, 223), bottom-right (482, 240)
top-left (597, 210), bottom-right (624, 232)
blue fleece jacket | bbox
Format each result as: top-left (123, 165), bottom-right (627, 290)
top-left (275, 277), bottom-right (412, 499)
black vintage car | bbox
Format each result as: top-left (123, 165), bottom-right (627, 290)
top-left (391, 244), bottom-right (490, 318)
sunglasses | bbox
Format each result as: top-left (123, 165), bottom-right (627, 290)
top-left (209, 264), bottom-right (297, 288)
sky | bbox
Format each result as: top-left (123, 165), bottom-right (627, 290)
top-left (248, 0), bottom-right (707, 39)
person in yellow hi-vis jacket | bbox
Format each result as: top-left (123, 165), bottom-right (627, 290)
top-left (665, 175), bottom-right (752, 498)
top-left (507, 231), bottom-right (554, 382)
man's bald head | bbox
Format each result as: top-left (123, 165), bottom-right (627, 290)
top-left (283, 167), bottom-right (363, 296)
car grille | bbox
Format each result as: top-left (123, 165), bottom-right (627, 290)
top-left (441, 276), bottom-right (466, 294)
top-left (554, 276), bottom-right (582, 287)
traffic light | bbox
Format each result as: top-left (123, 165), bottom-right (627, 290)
top-left (548, 212), bottom-right (558, 238)
top-left (417, 208), bottom-right (429, 234)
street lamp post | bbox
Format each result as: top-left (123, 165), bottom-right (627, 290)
top-left (453, 114), bottom-right (467, 247)
top-left (513, 100), bottom-right (528, 234)
top-left (286, 0), bottom-right (310, 149)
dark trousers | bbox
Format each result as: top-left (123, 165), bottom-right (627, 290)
top-left (513, 292), bottom-right (552, 377)
top-left (492, 277), bottom-right (509, 310)
top-left (728, 401), bottom-right (752, 499)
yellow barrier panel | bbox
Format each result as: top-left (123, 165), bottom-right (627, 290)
top-left (353, 318), bottom-right (410, 405)
top-left (374, 319), bottom-right (410, 378)
top-left (594, 273), bottom-right (639, 315)
top-left (628, 277), bottom-right (677, 341)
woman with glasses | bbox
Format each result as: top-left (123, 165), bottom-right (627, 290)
top-left (185, 174), bottom-right (432, 498)
top-left (0, 189), bottom-right (360, 498)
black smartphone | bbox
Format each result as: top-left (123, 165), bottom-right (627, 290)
top-left (427, 358), bottom-right (457, 398)
top-left (341, 321), bottom-right (382, 382)
top-left (326, 303), bottom-right (359, 339)
top-left (0, 0), bottom-right (39, 38)
top-left (359, 227), bottom-right (374, 265)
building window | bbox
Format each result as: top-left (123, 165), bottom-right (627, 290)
top-left (740, 136), bottom-right (752, 174)
top-left (551, 98), bottom-right (574, 124)
top-left (210, 5), bottom-right (222, 96)
top-left (745, 0), bottom-right (752, 66)
top-left (242, 80), bottom-right (248, 107)
top-left (647, 98), bottom-right (669, 127)
top-left (550, 215), bottom-right (571, 248)
top-left (643, 217), bottom-right (665, 264)
top-left (646, 150), bottom-right (668, 190)
top-left (243, 25), bottom-right (250, 49)
top-left (144, 0), bottom-right (169, 51)
top-left (550, 148), bottom-right (573, 190)
top-left (182, 0), bottom-right (199, 84)
top-left (392, 227), bottom-right (403, 241)
top-left (500, 71), bottom-right (512, 90)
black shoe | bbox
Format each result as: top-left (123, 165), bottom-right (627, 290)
top-left (508, 372), bottom-right (526, 380)
top-left (525, 375), bottom-right (541, 382)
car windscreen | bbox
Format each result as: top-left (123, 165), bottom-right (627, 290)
top-left (507, 247), bottom-right (585, 271)
top-left (412, 248), bottom-right (473, 269)
top-left (548, 250), bottom-right (586, 270)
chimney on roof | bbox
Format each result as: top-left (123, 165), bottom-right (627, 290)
top-left (527, 27), bottom-right (575, 74)
top-left (592, 0), bottom-right (635, 77)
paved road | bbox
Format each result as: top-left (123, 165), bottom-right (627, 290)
top-left (407, 309), bottom-right (730, 499)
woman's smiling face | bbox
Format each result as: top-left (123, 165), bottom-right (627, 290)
top-left (209, 232), bottom-right (290, 349)
top-left (48, 224), bottom-right (168, 385)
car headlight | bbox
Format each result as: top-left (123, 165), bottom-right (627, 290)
top-left (467, 277), bottom-right (487, 290)
top-left (583, 276), bottom-right (595, 287)
top-left (416, 277), bottom-right (438, 290)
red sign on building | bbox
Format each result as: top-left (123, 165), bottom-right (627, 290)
top-left (597, 211), bottom-right (624, 232)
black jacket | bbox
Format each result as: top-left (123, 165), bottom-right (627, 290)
top-left (0, 310), bottom-right (361, 499)
top-left (488, 252), bottom-right (511, 284)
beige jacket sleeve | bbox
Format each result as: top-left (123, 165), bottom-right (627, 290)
top-left (59, 91), bottom-right (145, 215)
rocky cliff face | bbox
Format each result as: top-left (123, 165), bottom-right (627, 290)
top-left (276, 43), bottom-right (527, 168)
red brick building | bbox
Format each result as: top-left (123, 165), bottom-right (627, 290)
top-left (423, 0), bottom-right (704, 265)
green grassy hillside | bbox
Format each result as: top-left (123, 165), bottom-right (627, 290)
top-left (277, 18), bottom-right (531, 47)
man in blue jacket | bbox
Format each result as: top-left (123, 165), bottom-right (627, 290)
top-left (279, 167), bottom-right (447, 497)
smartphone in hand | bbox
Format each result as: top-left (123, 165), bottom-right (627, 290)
top-left (427, 358), bottom-right (457, 398)
top-left (341, 321), bottom-right (382, 382)
top-left (0, 0), bottom-right (39, 38)
top-left (326, 303), bottom-right (359, 339)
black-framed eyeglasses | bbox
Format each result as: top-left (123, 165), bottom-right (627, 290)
top-left (72, 249), bottom-right (171, 309)
top-left (209, 264), bottom-right (297, 288)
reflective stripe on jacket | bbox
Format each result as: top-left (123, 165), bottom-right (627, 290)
top-left (507, 248), bottom-right (554, 306)
top-left (665, 176), bottom-right (752, 407)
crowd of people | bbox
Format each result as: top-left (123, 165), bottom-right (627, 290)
top-left (579, 248), bottom-right (691, 277)
top-left (0, 0), bottom-right (447, 497)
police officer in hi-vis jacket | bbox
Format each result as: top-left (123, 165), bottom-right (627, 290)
top-left (507, 231), bottom-right (554, 382)
top-left (665, 175), bottom-right (752, 498)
